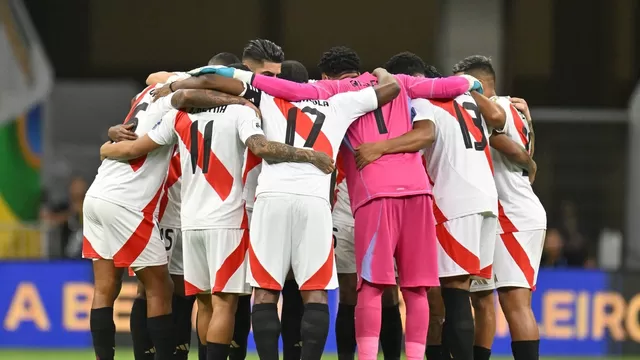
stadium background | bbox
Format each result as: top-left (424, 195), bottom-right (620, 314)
top-left (1, 0), bottom-right (639, 358)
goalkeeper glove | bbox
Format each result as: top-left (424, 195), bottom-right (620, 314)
top-left (459, 74), bottom-right (484, 94)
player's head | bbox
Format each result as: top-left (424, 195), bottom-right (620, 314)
top-left (317, 46), bottom-right (361, 80)
top-left (384, 52), bottom-right (426, 77)
top-left (424, 65), bottom-right (443, 78)
top-left (208, 52), bottom-right (241, 66)
top-left (278, 60), bottom-right (309, 83)
top-left (228, 63), bottom-right (251, 71)
top-left (242, 39), bottom-right (284, 77)
top-left (452, 55), bottom-right (496, 95)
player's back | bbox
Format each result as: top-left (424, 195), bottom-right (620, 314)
top-left (328, 73), bottom-right (430, 210)
top-left (417, 94), bottom-right (497, 220)
top-left (87, 84), bottom-right (175, 212)
top-left (256, 88), bottom-right (377, 203)
top-left (174, 105), bottom-right (253, 230)
top-left (492, 97), bottom-right (546, 232)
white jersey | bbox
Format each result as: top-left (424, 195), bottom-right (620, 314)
top-left (148, 104), bottom-right (263, 230)
top-left (332, 150), bottom-right (354, 226)
top-left (244, 85), bottom-right (379, 202)
top-left (493, 97), bottom-right (546, 232)
top-left (86, 85), bottom-right (177, 213)
top-left (413, 95), bottom-right (498, 223)
top-left (158, 147), bottom-right (182, 228)
top-left (242, 149), bottom-right (261, 211)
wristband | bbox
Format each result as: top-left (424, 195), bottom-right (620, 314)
top-left (239, 82), bottom-right (248, 97)
top-left (169, 82), bottom-right (175, 92)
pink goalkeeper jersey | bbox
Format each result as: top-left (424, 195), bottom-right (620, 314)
top-left (250, 73), bottom-right (471, 212)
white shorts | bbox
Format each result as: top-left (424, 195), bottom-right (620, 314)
top-left (160, 226), bottom-right (183, 276)
top-left (334, 223), bottom-right (355, 274)
top-left (82, 196), bottom-right (166, 269)
top-left (183, 229), bottom-right (251, 296)
top-left (436, 212), bottom-right (497, 279)
top-left (471, 229), bottom-right (546, 292)
top-left (249, 193), bottom-right (338, 291)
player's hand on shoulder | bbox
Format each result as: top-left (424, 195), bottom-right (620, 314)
top-left (509, 97), bottom-right (531, 121)
top-left (108, 124), bottom-right (137, 142)
top-left (243, 100), bottom-right (261, 119)
top-left (459, 74), bottom-right (484, 94)
top-left (151, 84), bottom-right (173, 102)
top-left (372, 67), bottom-right (389, 77)
top-left (309, 151), bottom-right (335, 174)
top-left (354, 142), bottom-right (385, 170)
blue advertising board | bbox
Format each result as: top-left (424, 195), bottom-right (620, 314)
top-left (0, 261), bottom-right (631, 355)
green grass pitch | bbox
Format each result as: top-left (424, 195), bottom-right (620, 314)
top-left (0, 351), bottom-right (638, 360)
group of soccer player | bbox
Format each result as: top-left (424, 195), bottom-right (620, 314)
top-left (82, 38), bottom-right (546, 360)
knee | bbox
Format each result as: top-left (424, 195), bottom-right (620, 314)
top-left (253, 289), bottom-right (279, 305)
top-left (498, 288), bottom-right (531, 317)
top-left (212, 294), bottom-right (239, 315)
top-left (382, 286), bottom-right (399, 307)
top-left (471, 292), bottom-right (495, 317)
top-left (197, 295), bottom-right (213, 314)
top-left (301, 290), bottom-right (328, 305)
top-left (338, 274), bottom-right (358, 305)
top-left (95, 277), bottom-right (121, 303)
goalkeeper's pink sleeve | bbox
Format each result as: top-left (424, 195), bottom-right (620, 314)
top-left (395, 74), bottom-right (470, 99)
top-left (251, 75), bottom-right (336, 101)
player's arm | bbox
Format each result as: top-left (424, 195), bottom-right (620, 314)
top-left (146, 71), bottom-right (175, 85)
top-left (161, 74), bottom-right (246, 97)
top-left (510, 97), bottom-right (534, 156)
top-left (245, 135), bottom-right (335, 174)
top-left (470, 92), bottom-right (506, 130)
top-left (371, 67), bottom-right (401, 106)
top-left (101, 111), bottom-right (178, 160)
top-left (235, 107), bottom-right (335, 174)
top-left (354, 99), bottom-right (435, 170)
top-left (107, 124), bottom-right (137, 142)
top-left (489, 132), bottom-right (534, 171)
top-left (395, 73), bottom-right (481, 99)
top-left (171, 89), bottom-right (250, 108)
top-left (100, 135), bottom-right (162, 160)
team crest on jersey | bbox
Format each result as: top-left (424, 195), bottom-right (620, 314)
top-left (254, 121), bottom-right (261, 129)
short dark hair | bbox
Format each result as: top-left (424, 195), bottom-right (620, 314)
top-left (384, 52), bottom-right (426, 76)
top-left (208, 52), bottom-right (240, 66)
top-left (278, 60), bottom-right (309, 83)
top-left (228, 63), bottom-right (251, 71)
top-left (452, 55), bottom-right (495, 78)
top-left (424, 65), bottom-right (443, 78)
top-left (317, 46), bottom-right (360, 77)
top-left (242, 39), bottom-right (284, 63)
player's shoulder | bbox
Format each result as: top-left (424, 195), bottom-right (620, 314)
top-left (454, 92), bottom-right (475, 103)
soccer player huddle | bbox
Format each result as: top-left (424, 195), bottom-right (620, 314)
top-left (82, 38), bottom-right (546, 360)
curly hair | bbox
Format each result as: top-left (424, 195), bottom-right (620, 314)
top-left (384, 52), bottom-right (426, 76)
top-left (317, 46), bottom-right (361, 77)
top-left (424, 65), bottom-right (443, 78)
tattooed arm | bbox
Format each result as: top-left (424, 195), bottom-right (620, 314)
top-left (245, 135), bottom-right (335, 174)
